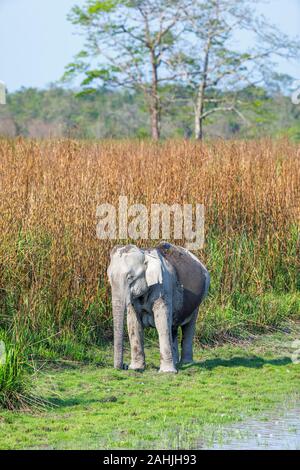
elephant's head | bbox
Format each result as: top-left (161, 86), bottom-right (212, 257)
top-left (107, 245), bottom-right (163, 369)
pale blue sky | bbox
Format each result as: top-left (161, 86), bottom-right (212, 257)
top-left (0, 0), bottom-right (299, 92)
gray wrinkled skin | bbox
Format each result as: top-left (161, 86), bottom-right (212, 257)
top-left (107, 242), bottom-right (210, 373)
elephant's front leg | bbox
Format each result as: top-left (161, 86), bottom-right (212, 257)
top-left (153, 298), bottom-right (177, 373)
top-left (127, 304), bottom-right (145, 370)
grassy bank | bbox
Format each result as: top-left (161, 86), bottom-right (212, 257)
top-left (0, 138), bottom-right (299, 358)
top-left (0, 324), bottom-right (299, 449)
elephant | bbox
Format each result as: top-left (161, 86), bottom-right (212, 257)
top-left (107, 241), bottom-right (210, 373)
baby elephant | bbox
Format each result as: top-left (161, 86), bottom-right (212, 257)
top-left (107, 242), bottom-right (210, 373)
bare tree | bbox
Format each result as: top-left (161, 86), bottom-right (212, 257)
top-left (182, 0), bottom-right (300, 139)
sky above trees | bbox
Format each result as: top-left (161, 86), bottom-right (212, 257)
top-left (0, 0), bottom-right (299, 92)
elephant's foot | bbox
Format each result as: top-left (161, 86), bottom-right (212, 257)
top-left (159, 363), bottom-right (177, 373)
top-left (129, 362), bottom-right (145, 371)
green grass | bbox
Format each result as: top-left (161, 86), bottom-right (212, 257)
top-left (0, 323), bottom-right (299, 449)
top-left (0, 332), bottom-right (31, 410)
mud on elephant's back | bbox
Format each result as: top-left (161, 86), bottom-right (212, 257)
top-left (157, 242), bottom-right (208, 317)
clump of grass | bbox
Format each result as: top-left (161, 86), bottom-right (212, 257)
top-left (0, 331), bottom-right (49, 410)
top-left (0, 332), bottom-right (30, 409)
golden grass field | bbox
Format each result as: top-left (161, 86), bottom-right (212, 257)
top-left (0, 138), bottom-right (299, 354)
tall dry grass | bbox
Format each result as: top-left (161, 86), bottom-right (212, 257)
top-left (0, 138), bottom-right (299, 357)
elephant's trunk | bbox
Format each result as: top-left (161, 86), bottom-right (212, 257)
top-left (112, 296), bottom-right (125, 369)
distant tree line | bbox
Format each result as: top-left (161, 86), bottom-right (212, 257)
top-left (0, 84), bottom-right (299, 140)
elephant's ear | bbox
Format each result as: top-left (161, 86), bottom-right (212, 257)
top-left (145, 251), bottom-right (163, 287)
top-left (110, 245), bottom-right (123, 258)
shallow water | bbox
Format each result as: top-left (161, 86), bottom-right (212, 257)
top-left (200, 402), bottom-right (300, 450)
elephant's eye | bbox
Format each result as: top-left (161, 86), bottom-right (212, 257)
top-left (127, 274), bottom-right (134, 283)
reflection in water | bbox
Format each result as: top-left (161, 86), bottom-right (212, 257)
top-left (200, 403), bottom-right (300, 450)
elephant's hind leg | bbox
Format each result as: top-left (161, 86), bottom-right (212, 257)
top-left (127, 304), bottom-right (145, 370)
top-left (181, 308), bottom-right (198, 364)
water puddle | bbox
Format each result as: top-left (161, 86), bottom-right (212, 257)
top-left (199, 402), bottom-right (300, 449)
